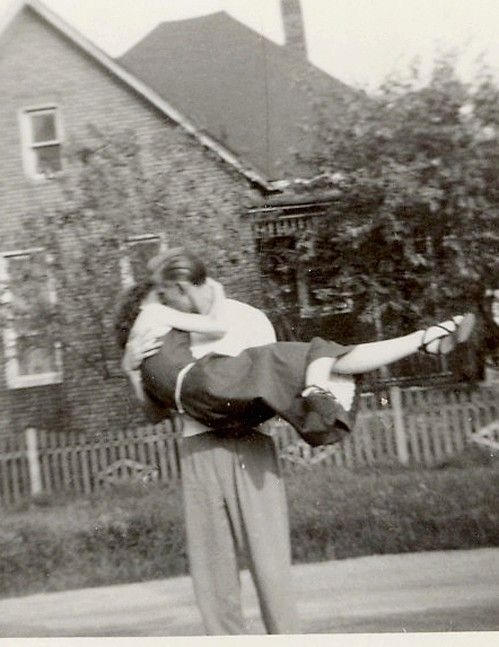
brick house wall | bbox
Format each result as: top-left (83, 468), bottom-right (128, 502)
top-left (0, 8), bottom-right (268, 437)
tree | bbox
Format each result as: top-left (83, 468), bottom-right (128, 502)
top-left (269, 54), bottom-right (499, 364)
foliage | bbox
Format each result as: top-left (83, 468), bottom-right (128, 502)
top-left (14, 127), bottom-right (152, 379)
top-left (287, 458), bottom-right (499, 562)
top-left (271, 55), bottom-right (499, 347)
top-left (1, 457), bottom-right (497, 597)
top-left (0, 126), bottom-right (247, 381)
top-left (0, 482), bottom-right (187, 597)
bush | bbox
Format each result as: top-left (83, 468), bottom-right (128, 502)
top-left (1, 460), bottom-right (498, 598)
top-left (287, 462), bottom-right (499, 562)
top-left (0, 482), bottom-right (187, 597)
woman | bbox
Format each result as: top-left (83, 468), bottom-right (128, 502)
top-left (115, 278), bottom-right (476, 447)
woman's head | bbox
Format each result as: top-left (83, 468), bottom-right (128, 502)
top-left (114, 280), bottom-right (155, 349)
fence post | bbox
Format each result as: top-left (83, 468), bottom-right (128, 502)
top-left (390, 386), bottom-right (409, 465)
top-left (25, 427), bottom-right (42, 496)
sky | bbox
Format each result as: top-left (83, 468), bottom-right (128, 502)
top-left (1, 0), bottom-right (498, 89)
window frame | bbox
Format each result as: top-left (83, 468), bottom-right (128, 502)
top-left (119, 234), bottom-right (166, 288)
top-left (485, 288), bottom-right (499, 333)
top-left (19, 105), bottom-right (64, 181)
top-left (0, 248), bottom-right (63, 389)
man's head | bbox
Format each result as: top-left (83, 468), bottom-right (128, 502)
top-left (148, 247), bottom-right (212, 314)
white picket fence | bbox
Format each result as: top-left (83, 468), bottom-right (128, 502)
top-left (0, 421), bottom-right (182, 507)
top-left (277, 384), bottom-right (499, 469)
top-left (0, 383), bottom-right (497, 507)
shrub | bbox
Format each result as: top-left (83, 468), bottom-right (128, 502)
top-left (1, 460), bottom-right (497, 598)
top-left (0, 482), bottom-right (187, 597)
top-left (286, 462), bottom-right (499, 562)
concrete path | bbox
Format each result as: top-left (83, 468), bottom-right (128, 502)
top-left (0, 548), bottom-right (498, 636)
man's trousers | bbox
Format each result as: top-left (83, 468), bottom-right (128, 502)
top-left (179, 431), bottom-right (299, 635)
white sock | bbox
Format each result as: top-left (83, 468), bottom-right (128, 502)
top-left (303, 374), bottom-right (356, 411)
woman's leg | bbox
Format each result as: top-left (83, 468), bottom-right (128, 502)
top-left (306, 314), bottom-right (474, 382)
top-left (305, 329), bottom-right (422, 385)
top-left (181, 314), bottom-right (474, 447)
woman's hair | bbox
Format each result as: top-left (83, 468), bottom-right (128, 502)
top-left (114, 280), bottom-right (154, 349)
top-left (148, 247), bottom-right (207, 286)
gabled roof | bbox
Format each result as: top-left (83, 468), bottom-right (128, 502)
top-left (0, 0), bottom-right (275, 190)
top-left (119, 12), bottom-right (354, 183)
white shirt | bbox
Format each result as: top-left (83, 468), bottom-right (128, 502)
top-left (182, 296), bottom-right (277, 437)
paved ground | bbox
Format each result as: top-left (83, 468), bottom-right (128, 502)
top-left (0, 548), bottom-right (498, 636)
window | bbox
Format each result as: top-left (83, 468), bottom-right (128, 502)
top-left (259, 236), bottom-right (354, 319)
top-left (0, 249), bottom-right (62, 388)
top-left (487, 289), bottom-right (499, 326)
top-left (20, 107), bottom-right (62, 179)
top-left (297, 265), bottom-right (354, 318)
top-left (119, 234), bottom-right (165, 287)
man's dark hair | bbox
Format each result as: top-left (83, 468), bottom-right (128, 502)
top-left (114, 280), bottom-right (154, 349)
top-left (148, 247), bottom-right (207, 286)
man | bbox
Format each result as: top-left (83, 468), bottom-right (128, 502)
top-left (122, 247), bottom-right (299, 635)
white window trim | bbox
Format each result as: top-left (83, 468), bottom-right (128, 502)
top-left (119, 233), bottom-right (166, 288)
top-left (0, 249), bottom-right (63, 389)
top-left (486, 288), bottom-right (499, 326)
top-left (19, 105), bottom-right (64, 181)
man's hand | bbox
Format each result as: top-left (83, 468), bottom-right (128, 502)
top-left (122, 331), bottom-right (164, 406)
top-left (122, 331), bottom-right (164, 374)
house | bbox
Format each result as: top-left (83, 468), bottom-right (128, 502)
top-left (0, 0), bottom-right (476, 443)
top-left (119, 0), bottom-right (354, 183)
top-left (0, 0), bottom-right (291, 437)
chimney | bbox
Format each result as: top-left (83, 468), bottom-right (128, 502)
top-left (281, 0), bottom-right (307, 57)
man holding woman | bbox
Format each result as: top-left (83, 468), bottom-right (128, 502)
top-left (121, 247), bottom-right (300, 635)
top-left (120, 246), bottom-right (475, 635)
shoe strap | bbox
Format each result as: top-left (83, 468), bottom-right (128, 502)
top-left (420, 319), bottom-right (457, 351)
top-left (302, 385), bottom-right (329, 397)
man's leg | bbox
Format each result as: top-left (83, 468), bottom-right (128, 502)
top-left (227, 432), bottom-right (300, 634)
top-left (180, 434), bottom-right (246, 634)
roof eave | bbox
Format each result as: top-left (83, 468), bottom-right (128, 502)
top-left (0, 0), bottom-right (277, 192)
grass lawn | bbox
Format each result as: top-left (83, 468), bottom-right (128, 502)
top-left (1, 448), bottom-right (497, 598)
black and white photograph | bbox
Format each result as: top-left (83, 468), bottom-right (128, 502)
top-left (0, 0), bottom-right (498, 642)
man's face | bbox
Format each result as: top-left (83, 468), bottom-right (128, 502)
top-left (155, 280), bottom-right (195, 312)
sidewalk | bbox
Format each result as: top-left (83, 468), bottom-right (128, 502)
top-left (1, 548), bottom-right (498, 636)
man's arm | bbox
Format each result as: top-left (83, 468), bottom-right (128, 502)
top-left (122, 294), bottom-right (277, 425)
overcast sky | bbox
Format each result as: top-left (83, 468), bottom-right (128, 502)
top-left (1, 0), bottom-right (498, 89)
